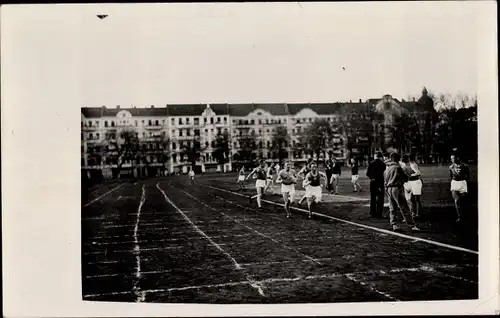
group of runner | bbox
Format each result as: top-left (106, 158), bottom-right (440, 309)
top-left (237, 151), bottom-right (469, 228)
top-left (240, 157), bottom-right (361, 219)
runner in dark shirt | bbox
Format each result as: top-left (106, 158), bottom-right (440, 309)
top-left (449, 153), bottom-right (470, 222)
top-left (349, 158), bottom-right (362, 192)
top-left (330, 158), bottom-right (342, 194)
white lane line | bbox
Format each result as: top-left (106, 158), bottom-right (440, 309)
top-left (87, 260), bottom-right (120, 265)
top-left (204, 184), bottom-right (478, 255)
top-left (84, 264), bottom-right (471, 298)
top-left (85, 246), bottom-right (185, 255)
top-left (345, 273), bottom-right (399, 301)
top-left (102, 222), bottom-right (162, 228)
top-left (176, 187), bottom-right (321, 265)
top-left (133, 184), bottom-right (147, 303)
top-left (418, 265), bottom-right (478, 284)
top-left (84, 184), bottom-right (125, 207)
top-left (156, 182), bottom-right (266, 297)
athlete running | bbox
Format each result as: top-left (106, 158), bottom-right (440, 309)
top-left (236, 166), bottom-right (246, 191)
top-left (246, 159), bottom-right (268, 208)
top-left (303, 162), bottom-right (328, 218)
top-left (297, 158), bottom-right (314, 205)
top-left (264, 162), bottom-right (275, 195)
top-left (349, 157), bottom-right (362, 192)
top-left (449, 153), bottom-right (470, 223)
top-left (188, 169), bottom-right (195, 184)
top-left (276, 161), bottom-right (298, 218)
top-left (329, 158), bottom-right (342, 194)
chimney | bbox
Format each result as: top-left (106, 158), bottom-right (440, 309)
top-left (349, 100), bottom-right (352, 103)
top-left (359, 99), bottom-right (362, 103)
top-left (412, 97), bottom-right (416, 102)
top-left (116, 105), bottom-right (120, 110)
top-left (151, 105), bottom-right (154, 108)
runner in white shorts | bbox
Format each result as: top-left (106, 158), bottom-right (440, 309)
top-left (303, 162), bottom-right (328, 219)
top-left (246, 159), bottom-right (268, 208)
top-left (449, 153), bottom-right (470, 223)
top-left (276, 161), bottom-right (297, 218)
top-left (297, 158), bottom-right (314, 205)
top-left (236, 166), bottom-right (246, 191)
top-left (401, 154), bottom-right (423, 218)
top-left (188, 169), bottom-right (195, 184)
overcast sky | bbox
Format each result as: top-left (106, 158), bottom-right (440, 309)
top-left (3, 2), bottom-right (485, 107)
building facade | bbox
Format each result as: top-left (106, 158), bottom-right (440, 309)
top-left (81, 90), bottom-right (435, 178)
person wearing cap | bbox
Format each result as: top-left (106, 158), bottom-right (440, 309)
top-left (384, 152), bottom-right (421, 232)
top-left (366, 152), bottom-right (386, 218)
top-left (449, 152), bottom-right (470, 223)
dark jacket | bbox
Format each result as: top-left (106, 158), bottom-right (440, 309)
top-left (366, 158), bottom-right (386, 183)
top-left (384, 161), bottom-right (408, 188)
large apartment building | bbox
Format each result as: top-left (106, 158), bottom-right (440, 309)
top-left (81, 89), bottom-right (435, 178)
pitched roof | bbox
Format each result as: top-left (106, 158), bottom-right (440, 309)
top-left (209, 104), bottom-right (230, 115)
top-left (81, 106), bottom-right (167, 117)
top-left (166, 104), bottom-right (206, 116)
top-left (227, 104), bottom-right (256, 117)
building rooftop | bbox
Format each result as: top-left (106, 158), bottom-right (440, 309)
top-left (82, 97), bottom-right (431, 118)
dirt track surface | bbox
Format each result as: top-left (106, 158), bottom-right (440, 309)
top-left (82, 165), bottom-right (478, 303)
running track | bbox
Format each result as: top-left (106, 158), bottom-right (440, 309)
top-left (82, 175), bottom-right (478, 303)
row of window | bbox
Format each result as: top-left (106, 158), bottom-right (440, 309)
top-left (171, 116), bottom-right (228, 126)
top-left (172, 128), bottom-right (229, 137)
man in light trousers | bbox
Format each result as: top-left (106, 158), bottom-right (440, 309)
top-left (384, 152), bottom-right (421, 232)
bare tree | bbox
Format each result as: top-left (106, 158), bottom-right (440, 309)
top-left (105, 129), bottom-right (139, 178)
top-left (213, 131), bottom-right (231, 172)
top-left (271, 125), bottom-right (290, 165)
top-left (300, 118), bottom-right (336, 163)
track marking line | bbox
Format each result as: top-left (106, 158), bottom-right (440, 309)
top-left (83, 263), bottom-right (471, 299)
top-left (345, 273), bottom-right (399, 301)
top-left (132, 184), bottom-right (147, 302)
top-left (102, 222), bottom-right (162, 228)
top-left (174, 187), bottom-right (321, 265)
top-left (203, 184), bottom-right (478, 255)
top-left (156, 182), bottom-right (266, 297)
top-left (84, 184), bottom-right (125, 207)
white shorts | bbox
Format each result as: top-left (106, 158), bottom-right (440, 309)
top-left (305, 185), bottom-right (322, 202)
top-left (451, 180), bottom-right (468, 193)
top-left (351, 175), bottom-right (359, 182)
top-left (302, 180), bottom-right (309, 189)
top-left (255, 179), bottom-right (266, 189)
top-left (281, 184), bottom-right (295, 194)
top-left (407, 179), bottom-right (423, 195)
top-left (238, 175), bottom-right (245, 181)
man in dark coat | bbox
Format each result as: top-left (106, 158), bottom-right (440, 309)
top-left (366, 152), bottom-right (386, 218)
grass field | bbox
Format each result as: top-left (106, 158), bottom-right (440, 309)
top-left (82, 165), bottom-right (478, 303)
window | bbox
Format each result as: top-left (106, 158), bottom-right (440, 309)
top-left (250, 120), bottom-right (255, 125)
top-left (171, 118), bottom-right (175, 125)
top-left (179, 118), bottom-right (183, 125)
top-left (309, 118), bottom-right (312, 122)
top-left (172, 154), bottom-right (177, 163)
top-left (224, 117), bottom-right (227, 123)
top-left (95, 121), bottom-right (99, 127)
top-left (233, 120), bottom-right (236, 125)
top-left (179, 130), bottom-right (183, 137)
top-left (162, 120), bottom-right (165, 124)
top-left (257, 112), bottom-right (262, 115)
top-left (89, 133), bottom-right (93, 140)
top-left (204, 118), bottom-right (207, 123)
top-left (266, 129), bottom-right (270, 133)
top-left (239, 120), bottom-right (243, 125)
top-left (210, 117), bottom-right (214, 124)
top-left (211, 141), bottom-right (215, 147)
top-left (205, 141), bottom-right (209, 147)
top-left (217, 128), bottom-right (221, 135)
top-left (205, 129), bottom-right (208, 134)
top-left (194, 118), bottom-right (199, 125)
top-left (111, 121), bottom-right (115, 127)
top-left (211, 129), bottom-right (214, 134)
top-left (224, 128), bottom-right (228, 133)
top-left (155, 120), bottom-right (159, 126)
top-left (258, 129), bottom-right (262, 135)
top-left (258, 119), bottom-right (262, 124)
top-left (88, 121), bottom-right (93, 127)
top-left (234, 142), bottom-right (237, 148)
top-left (266, 119), bottom-right (269, 124)
top-left (217, 117), bottom-right (221, 123)
top-left (96, 133), bottom-right (100, 139)
top-left (104, 121), bottom-right (108, 127)
top-left (194, 129), bottom-right (200, 136)
top-left (267, 141), bottom-right (270, 148)
top-left (148, 120), bottom-right (152, 126)
top-left (186, 118), bottom-right (190, 124)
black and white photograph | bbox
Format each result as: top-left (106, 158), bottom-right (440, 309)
top-left (2, 2), bottom-right (499, 316)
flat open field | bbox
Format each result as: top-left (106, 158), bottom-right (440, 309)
top-left (82, 165), bottom-right (478, 303)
